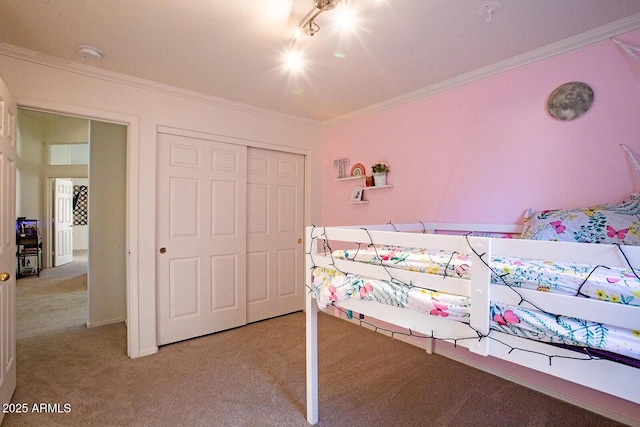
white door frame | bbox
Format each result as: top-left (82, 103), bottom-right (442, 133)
top-left (18, 99), bottom-right (141, 358)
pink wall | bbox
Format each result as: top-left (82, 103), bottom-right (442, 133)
top-left (319, 29), bottom-right (640, 421)
top-left (321, 29), bottom-right (640, 227)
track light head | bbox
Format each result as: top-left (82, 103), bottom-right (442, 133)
top-left (314, 0), bottom-right (341, 11)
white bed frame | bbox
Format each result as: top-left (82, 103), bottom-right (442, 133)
top-left (305, 222), bottom-right (640, 424)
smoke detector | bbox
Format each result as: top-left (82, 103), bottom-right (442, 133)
top-left (78, 45), bottom-right (103, 60)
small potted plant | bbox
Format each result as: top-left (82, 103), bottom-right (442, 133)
top-left (371, 162), bottom-right (389, 186)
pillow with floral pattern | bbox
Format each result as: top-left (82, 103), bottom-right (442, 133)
top-left (521, 193), bottom-right (640, 245)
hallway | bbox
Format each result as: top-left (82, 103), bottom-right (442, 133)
top-left (15, 251), bottom-right (87, 339)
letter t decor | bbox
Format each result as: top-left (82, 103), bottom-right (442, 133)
top-left (333, 158), bottom-right (349, 179)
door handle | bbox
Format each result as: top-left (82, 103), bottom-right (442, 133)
top-left (0, 272), bottom-right (10, 281)
top-left (159, 247), bottom-right (167, 254)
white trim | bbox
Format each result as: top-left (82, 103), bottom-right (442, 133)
top-left (322, 13), bottom-right (640, 127)
top-left (0, 43), bottom-right (320, 128)
top-left (86, 317), bottom-right (126, 328)
top-left (157, 125), bottom-right (310, 156)
top-left (125, 117), bottom-right (143, 358)
top-left (17, 99), bottom-right (147, 359)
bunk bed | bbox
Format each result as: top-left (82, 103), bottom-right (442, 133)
top-left (305, 214), bottom-right (640, 424)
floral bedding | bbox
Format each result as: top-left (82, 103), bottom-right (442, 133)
top-left (332, 245), bottom-right (640, 306)
top-left (521, 193), bottom-right (640, 246)
top-left (312, 267), bottom-right (640, 362)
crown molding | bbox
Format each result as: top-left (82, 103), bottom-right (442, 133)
top-left (322, 13), bottom-right (640, 127)
top-left (0, 42), bottom-right (320, 127)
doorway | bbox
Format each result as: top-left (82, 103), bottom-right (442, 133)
top-left (16, 109), bottom-right (127, 330)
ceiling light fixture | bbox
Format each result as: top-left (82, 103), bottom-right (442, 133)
top-left (289, 0), bottom-right (345, 49)
top-left (78, 45), bottom-right (103, 60)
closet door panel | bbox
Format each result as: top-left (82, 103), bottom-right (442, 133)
top-left (157, 133), bottom-right (247, 345)
top-left (246, 148), bottom-right (304, 323)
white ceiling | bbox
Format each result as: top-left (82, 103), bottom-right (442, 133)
top-left (2, 0), bottom-right (640, 122)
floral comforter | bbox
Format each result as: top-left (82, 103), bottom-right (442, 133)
top-left (313, 266), bottom-right (640, 362)
top-left (332, 245), bottom-right (640, 306)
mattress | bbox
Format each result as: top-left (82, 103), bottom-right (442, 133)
top-left (332, 245), bottom-right (640, 306)
top-left (312, 251), bottom-right (640, 363)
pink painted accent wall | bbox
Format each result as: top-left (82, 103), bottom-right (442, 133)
top-left (321, 29), bottom-right (640, 227)
top-left (319, 29), bottom-right (640, 421)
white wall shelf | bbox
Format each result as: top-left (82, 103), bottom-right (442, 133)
top-left (337, 173), bottom-right (392, 203)
top-left (336, 176), bottom-right (393, 189)
top-left (364, 185), bottom-right (393, 190)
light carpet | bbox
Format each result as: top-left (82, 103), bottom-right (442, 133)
top-left (3, 257), bottom-right (626, 426)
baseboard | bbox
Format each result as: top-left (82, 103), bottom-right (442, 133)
top-left (86, 317), bottom-right (126, 328)
top-left (133, 346), bottom-right (159, 358)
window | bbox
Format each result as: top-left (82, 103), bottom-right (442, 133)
top-left (49, 143), bottom-right (89, 165)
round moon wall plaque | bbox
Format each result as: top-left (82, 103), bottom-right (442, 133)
top-left (546, 82), bottom-right (594, 121)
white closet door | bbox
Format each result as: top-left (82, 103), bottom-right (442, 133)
top-left (0, 75), bottom-right (17, 425)
top-left (53, 178), bottom-right (74, 266)
top-left (157, 133), bottom-right (247, 345)
top-left (246, 148), bottom-right (304, 322)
